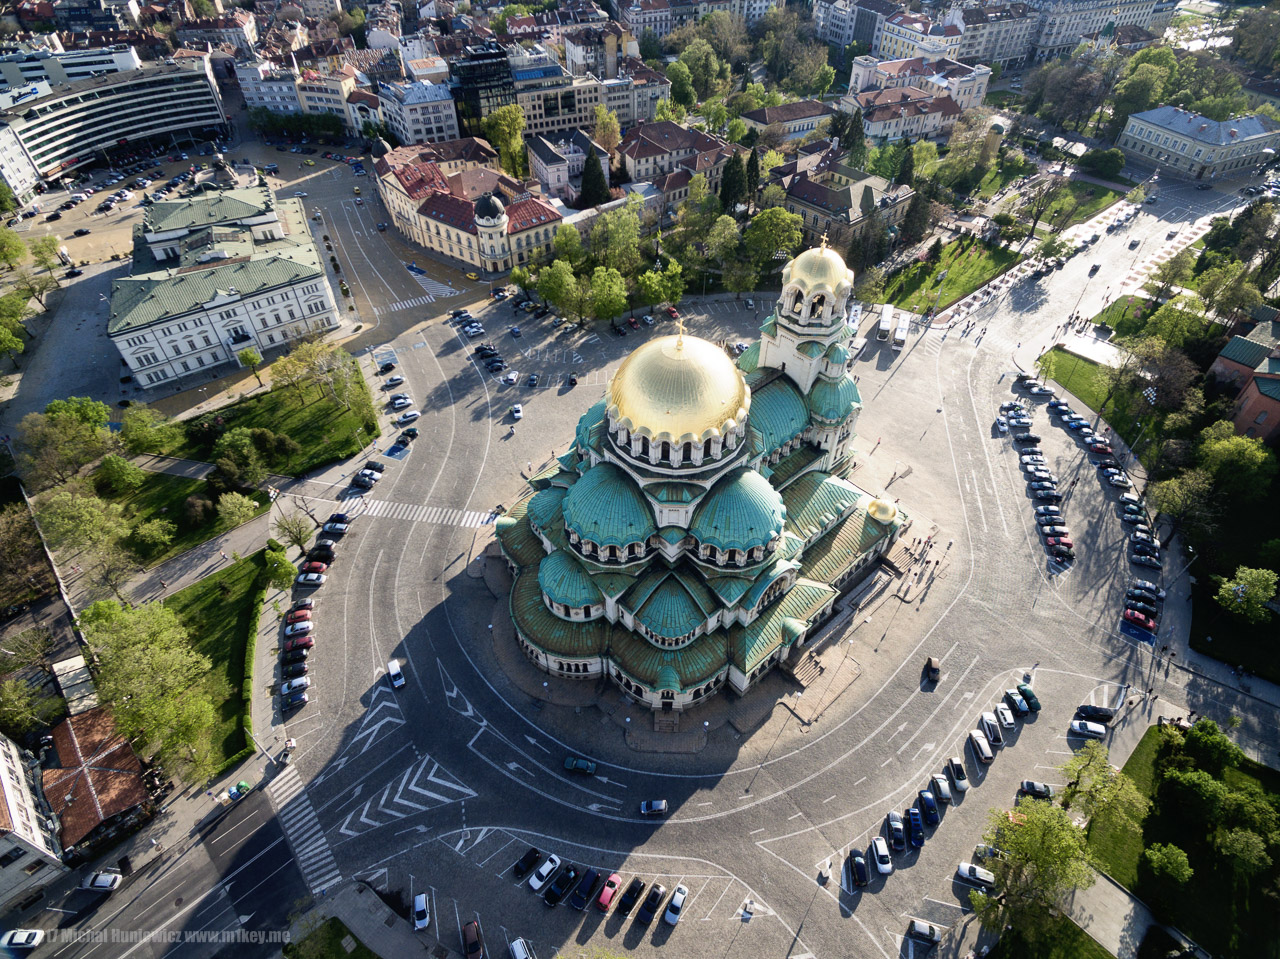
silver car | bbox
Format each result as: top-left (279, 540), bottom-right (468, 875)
top-left (979, 711), bottom-right (1005, 748)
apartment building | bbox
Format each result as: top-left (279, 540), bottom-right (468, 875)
top-left (617, 120), bottom-right (738, 191)
top-left (845, 85), bottom-right (962, 142)
top-left (563, 22), bottom-right (637, 80)
top-left (1116, 106), bottom-right (1280, 180)
top-left (175, 9), bottom-right (257, 57)
top-left (0, 44), bottom-right (141, 87)
top-left (814, 0), bottom-right (899, 49)
top-left (237, 59), bottom-right (303, 115)
top-left (0, 733), bottom-right (63, 908)
top-left (512, 47), bottom-right (602, 137)
top-left (846, 55), bottom-right (990, 111)
top-left (620, 0), bottom-right (672, 40)
top-left (378, 79), bottom-right (460, 143)
top-left (875, 9), bottom-right (964, 60)
top-left (956, 2), bottom-right (1034, 68)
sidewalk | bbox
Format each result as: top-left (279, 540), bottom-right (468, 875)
top-left (296, 882), bottom-right (448, 958)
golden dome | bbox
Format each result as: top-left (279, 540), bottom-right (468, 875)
top-left (782, 240), bottom-right (855, 293)
top-left (607, 334), bottom-right (750, 444)
top-left (867, 498), bottom-right (899, 525)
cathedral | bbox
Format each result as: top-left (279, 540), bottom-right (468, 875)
top-left (495, 240), bottom-right (908, 712)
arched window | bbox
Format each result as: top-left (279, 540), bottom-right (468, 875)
top-left (810, 294), bottom-right (824, 317)
top-left (682, 441), bottom-right (692, 463)
top-left (790, 289), bottom-right (803, 313)
top-left (703, 438), bottom-right (713, 458)
top-left (639, 436), bottom-right (650, 457)
top-left (661, 441), bottom-right (671, 463)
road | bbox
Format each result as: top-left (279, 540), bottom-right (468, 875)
top-left (14, 161), bottom-right (1280, 958)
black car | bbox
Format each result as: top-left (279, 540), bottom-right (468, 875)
top-left (73, 228), bottom-right (91, 237)
top-left (328, 513), bottom-right (350, 524)
top-left (885, 810), bottom-right (906, 851)
top-left (544, 865), bottom-right (579, 907)
top-left (1050, 546), bottom-right (1076, 561)
top-left (616, 876), bottom-right (646, 915)
top-left (1133, 543), bottom-right (1160, 557)
top-left (849, 853), bottom-right (870, 887)
top-left (399, 429), bottom-right (419, 442)
top-left (512, 847), bottom-right (541, 878)
top-left (487, 361), bottom-right (507, 372)
top-left (534, 307), bottom-right (551, 318)
top-left (478, 349), bottom-right (500, 359)
top-left (567, 868), bottom-right (600, 910)
top-left (378, 361), bottom-right (396, 374)
top-left (636, 884), bottom-right (667, 924)
top-left (1126, 587), bottom-right (1161, 605)
top-left (1075, 705), bottom-right (1117, 723)
top-left (1034, 491), bottom-right (1064, 502)
top-left (282, 648), bottom-right (309, 664)
top-left (1013, 432), bottom-right (1041, 444)
top-left (363, 461), bottom-right (386, 473)
top-left (308, 548), bottom-right (335, 564)
top-left (45, 211), bottom-right (62, 221)
top-left (282, 690), bottom-right (308, 709)
top-left (281, 662), bottom-right (309, 678)
top-left (65, 269), bottom-right (84, 278)
top-left (451, 308), bottom-right (471, 318)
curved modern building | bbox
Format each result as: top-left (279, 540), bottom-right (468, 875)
top-left (0, 59), bottom-right (227, 201)
top-left (496, 240), bottom-right (909, 713)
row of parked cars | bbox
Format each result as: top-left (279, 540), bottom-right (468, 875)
top-left (516, 845), bottom-right (688, 930)
top-left (998, 392), bottom-right (1078, 563)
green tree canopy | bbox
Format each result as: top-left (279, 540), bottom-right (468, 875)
top-left (482, 104), bottom-right (527, 177)
top-left (589, 266), bottom-right (628, 323)
top-left (1213, 567), bottom-right (1277, 625)
top-left (1197, 420), bottom-right (1278, 500)
top-left (743, 207), bottom-right (802, 273)
top-left (120, 405), bottom-right (183, 455)
top-left (578, 150), bottom-right (610, 208)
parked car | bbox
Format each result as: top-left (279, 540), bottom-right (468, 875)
top-left (1070, 720), bottom-right (1107, 739)
top-left (596, 873), bottom-right (622, 912)
top-left (871, 834), bottom-right (894, 873)
top-left (412, 894), bottom-right (430, 931)
top-left (636, 884), bottom-right (667, 924)
top-left (512, 847), bottom-right (541, 879)
top-left (1004, 688), bottom-right (1029, 715)
top-left (80, 870), bottom-right (123, 892)
top-left (1019, 780), bottom-right (1054, 799)
top-left (461, 920), bottom-right (485, 959)
top-left (528, 855), bottom-right (561, 891)
top-left (849, 852), bottom-right (870, 887)
top-left (1076, 705), bottom-right (1117, 723)
top-left (544, 865), bottom-right (579, 906)
top-left (663, 884), bottom-right (688, 925)
top-left (1016, 683), bottom-right (1041, 710)
top-left (918, 789), bottom-right (941, 825)
top-left (957, 862), bottom-right (997, 888)
top-left (616, 877), bottom-right (646, 915)
top-left (930, 773), bottom-right (953, 804)
top-left (885, 810), bottom-right (906, 850)
top-left (946, 755), bottom-right (969, 791)
top-left (906, 807), bottom-right (925, 846)
top-left (568, 869), bottom-right (600, 910)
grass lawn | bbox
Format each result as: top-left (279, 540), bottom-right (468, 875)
top-left (163, 551), bottom-right (265, 765)
top-left (886, 240), bottom-right (1021, 313)
top-left (1091, 296), bottom-right (1156, 339)
top-left (1040, 346), bottom-right (1156, 450)
top-left (987, 911), bottom-right (1115, 959)
top-left (1045, 181), bottom-right (1124, 228)
top-left (983, 91), bottom-right (1025, 111)
top-left (163, 383), bottom-right (378, 477)
top-left (1087, 725), bottom-right (1163, 887)
top-left (92, 470), bottom-right (269, 566)
top-left (285, 918), bottom-right (379, 959)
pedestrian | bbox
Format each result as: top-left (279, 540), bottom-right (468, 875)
top-left (220, 550), bottom-right (227, 560)
top-left (160, 579), bottom-right (168, 589)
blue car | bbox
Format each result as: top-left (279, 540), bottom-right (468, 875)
top-left (282, 690), bottom-right (308, 710)
top-left (917, 790), bottom-right (940, 826)
top-left (906, 807), bottom-right (925, 847)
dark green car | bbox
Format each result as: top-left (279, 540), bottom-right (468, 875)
top-left (563, 756), bottom-right (597, 775)
top-left (1017, 682), bottom-right (1042, 711)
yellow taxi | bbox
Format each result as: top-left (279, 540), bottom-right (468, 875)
top-left (353, 186), bottom-right (361, 195)
top-left (466, 272), bottom-right (480, 280)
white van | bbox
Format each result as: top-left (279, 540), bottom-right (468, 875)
top-left (70, 192), bottom-right (87, 202)
top-left (509, 938), bottom-right (537, 959)
top-left (387, 660), bottom-right (405, 689)
top-left (969, 729), bottom-right (994, 764)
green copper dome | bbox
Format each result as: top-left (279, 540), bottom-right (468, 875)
top-left (562, 462), bottom-right (656, 548)
top-left (689, 468), bottom-right (786, 553)
top-left (538, 550), bottom-right (603, 609)
top-left (655, 664), bottom-right (681, 690)
top-left (808, 373), bottom-right (861, 423)
top-left (576, 397), bottom-right (607, 451)
top-left (527, 486), bottom-right (567, 530)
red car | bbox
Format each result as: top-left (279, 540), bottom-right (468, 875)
top-left (1046, 537), bottom-right (1073, 549)
top-left (628, 316), bottom-right (639, 328)
top-left (665, 306), bottom-right (679, 318)
top-left (1123, 609), bottom-right (1157, 631)
top-left (300, 561), bottom-right (329, 574)
top-left (1090, 442), bottom-right (1113, 454)
top-left (286, 609), bottom-right (312, 624)
top-left (284, 635), bottom-right (315, 652)
top-left (596, 872), bottom-right (623, 912)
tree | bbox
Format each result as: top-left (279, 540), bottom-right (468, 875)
top-left (46, 396), bottom-right (111, 429)
top-left (745, 148), bottom-right (761, 206)
top-left (1216, 829), bottom-right (1271, 876)
top-left (482, 104), bottom-right (527, 177)
top-left (0, 678), bottom-right (63, 739)
top-left (1198, 259), bottom-right (1261, 320)
top-left (553, 224), bottom-right (586, 271)
top-left (0, 228), bottom-right (26, 270)
top-left (901, 191), bottom-right (931, 244)
top-left (678, 38), bottom-right (721, 100)
top-left (719, 154), bottom-right (747, 215)
top-left (854, 266), bottom-right (885, 303)
top-left (1077, 148), bottom-right (1126, 179)
top-left (726, 117), bottom-right (748, 144)
top-left (1149, 249), bottom-right (1195, 301)
top-left (897, 147), bottom-right (915, 188)
top-left (926, 238), bottom-right (944, 263)
top-left (217, 492), bottom-right (261, 528)
top-left (593, 104), bottom-right (621, 156)
top-left (1197, 420), bottom-right (1278, 500)
top-left (0, 325), bottom-right (24, 368)
top-left (12, 268), bottom-right (58, 307)
top-left (666, 60), bottom-right (696, 107)
top-left (1161, 768), bottom-right (1229, 821)
top-left (78, 600), bottom-right (218, 782)
top-left (1183, 718), bottom-right (1246, 777)
top-left (238, 347), bottom-right (264, 387)
top-left (97, 454), bottom-right (145, 493)
top-left (0, 183), bottom-right (15, 216)
top-left (968, 797), bottom-right (1097, 930)
top-left (590, 266), bottom-right (628, 323)
top-left (589, 198), bottom-right (642, 278)
top-left (120, 405), bottom-right (183, 455)
top-left (1147, 467), bottom-right (1215, 538)
top-left (16, 410), bottom-right (114, 488)
top-left (706, 215), bottom-right (742, 266)
top-left (760, 183), bottom-right (787, 209)
top-left (538, 259), bottom-right (579, 316)
top-left (26, 236), bottom-right (61, 275)
top-left (1214, 566), bottom-right (1277, 624)
top-left (132, 518), bottom-right (175, 553)
top-left (742, 207), bottom-right (802, 273)
top-left (36, 491), bottom-right (129, 552)
top-left (1058, 741), bottom-right (1150, 824)
top-left (1022, 176), bottom-right (1065, 236)
top-left (213, 428), bottom-right (268, 487)
top-left (509, 266), bottom-right (535, 297)
top-left (264, 546), bottom-right (297, 591)
top-left (490, 2), bottom-right (530, 32)
top-left (1141, 842), bottom-right (1193, 919)
top-left (578, 150), bottom-right (610, 208)
top-left (273, 512), bottom-right (315, 553)
top-left (0, 627), bottom-right (53, 675)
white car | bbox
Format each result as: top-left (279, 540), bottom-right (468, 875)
top-left (870, 835), bottom-right (893, 874)
top-left (280, 677), bottom-right (311, 695)
top-left (322, 522), bottom-right (349, 533)
top-left (284, 621), bottom-right (314, 636)
top-left (528, 854), bottom-right (561, 891)
top-left (293, 191), bottom-right (308, 197)
top-left (663, 883), bottom-right (688, 925)
top-left (995, 415), bottom-right (1008, 434)
top-left (391, 396), bottom-right (413, 410)
top-left (1071, 720), bottom-right (1107, 739)
top-left (511, 404), bottom-right (523, 419)
top-left (397, 410), bottom-right (421, 425)
top-left (957, 862), bottom-right (996, 888)
top-left (980, 711), bottom-right (1005, 747)
top-left (412, 892), bottom-right (430, 930)
top-left (996, 704), bottom-right (1016, 728)
top-left (296, 572), bottom-right (327, 586)
top-left (501, 371), bottom-right (518, 385)
top-left (0, 930), bottom-right (45, 949)
top-left (946, 756), bottom-right (969, 792)
top-left (1108, 474), bottom-right (1133, 488)
top-left (81, 870), bottom-right (123, 892)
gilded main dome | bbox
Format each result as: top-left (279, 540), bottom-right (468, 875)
top-left (782, 242), bottom-right (855, 293)
top-left (607, 334), bottom-right (750, 444)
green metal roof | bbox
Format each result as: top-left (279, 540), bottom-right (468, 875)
top-left (749, 379), bottom-right (809, 456)
top-left (798, 505), bottom-right (897, 584)
top-left (656, 525), bottom-right (688, 545)
top-left (797, 341), bottom-right (826, 358)
top-left (576, 398), bottom-right (608, 453)
top-left (1219, 336), bottom-right (1271, 368)
top-left (510, 565), bottom-right (608, 657)
top-left (737, 341), bottom-right (760, 373)
top-left (561, 462), bottom-right (656, 547)
top-left (646, 481), bottom-right (704, 504)
top-left (526, 486), bottom-right (567, 530)
top-left (496, 502), bottom-right (547, 568)
top-left (591, 572), bottom-right (636, 598)
top-left (608, 629), bottom-right (726, 690)
top-left (1255, 377), bottom-right (1280, 401)
top-left (808, 373), bottom-right (861, 423)
top-left (782, 471), bottom-right (863, 539)
top-left (143, 186), bottom-right (275, 233)
top-left (768, 445), bottom-right (823, 489)
top-left (538, 549), bottom-right (603, 608)
top-left (741, 559), bottom-right (800, 610)
top-left (635, 573), bottom-right (712, 639)
top-left (704, 573), bottom-right (756, 607)
top-left (729, 579), bottom-right (838, 673)
top-left (689, 468), bottom-right (787, 553)
top-left (824, 343), bottom-right (848, 365)
top-left (760, 317), bottom-right (778, 337)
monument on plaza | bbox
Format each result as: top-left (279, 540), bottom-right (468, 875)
top-left (495, 239), bottom-right (908, 714)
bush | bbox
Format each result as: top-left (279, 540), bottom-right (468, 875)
top-left (184, 494), bottom-right (214, 525)
top-left (266, 538), bottom-right (284, 553)
top-left (1078, 148), bottom-right (1126, 180)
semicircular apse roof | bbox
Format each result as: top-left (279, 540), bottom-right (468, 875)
top-left (561, 462), bottom-right (657, 548)
top-left (689, 468), bottom-right (786, 554)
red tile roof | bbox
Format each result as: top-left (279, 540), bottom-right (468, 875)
top-left (41, 707), bottom-right (147, 849)
top-left (419, 192), bottom-right (480, 234)
top-left (505, 196), bottom-right (562, 233)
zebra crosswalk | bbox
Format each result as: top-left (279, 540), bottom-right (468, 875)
top-left (267, 765), bottom-right (342, 895)
top-left (372, 294), bottom-right (434, 316)
top-left (370, 272), bottom-right (461, 315)
top-left (409, 273), bottom-right (459, 298)
top-left (335, 494), bottom-right (496, 528)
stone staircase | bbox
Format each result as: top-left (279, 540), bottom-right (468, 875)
top-left (787, 649), bottom-right (826, 687)
top-left (653, 713), bottom-right (680, 733)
